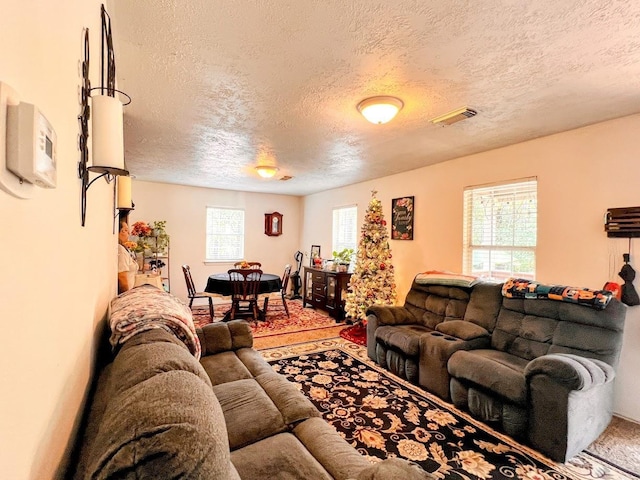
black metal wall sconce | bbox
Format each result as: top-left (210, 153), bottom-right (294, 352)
top-left (78, 4), bottom-right (132, 227)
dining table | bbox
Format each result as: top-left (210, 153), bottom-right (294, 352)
top-left (205, 272), bottom-right (282, 296)
top-left (205, 272), bottom-right (282, 320)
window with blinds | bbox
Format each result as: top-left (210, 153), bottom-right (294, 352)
top-left (205, 207), bottom-right (244, 261)
top-left (332, 205), bottom-right (358, 254)
top-left (463, 178), bottom-right (537, 280)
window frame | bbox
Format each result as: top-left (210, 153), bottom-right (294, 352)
top-left (332, 205), bottom-right (358, 255)
top-left (205, 206), bottom-right (245, 262)
top-left (463, 177), bottom-right (537, 281)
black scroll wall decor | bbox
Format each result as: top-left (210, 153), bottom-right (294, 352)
top-left (78, 4), bottom-right (131, 227)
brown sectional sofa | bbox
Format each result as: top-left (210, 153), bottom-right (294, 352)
top-left (367, 276), bottom-right (627, 462)
top-left (71, 288), bottom-right (428, 479)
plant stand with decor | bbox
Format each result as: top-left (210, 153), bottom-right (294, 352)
top-left (132, 220), bottom-right (171, 293)
top-left (143, 236), bottom-right (170, 292)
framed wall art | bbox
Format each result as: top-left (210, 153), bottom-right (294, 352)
top-left (391, 196), bottom-right (414, 240)
top-left (310, 245), bottom-right (321, 266)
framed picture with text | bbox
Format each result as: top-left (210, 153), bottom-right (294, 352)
top-left (391, 196), bottom-right (414, 240)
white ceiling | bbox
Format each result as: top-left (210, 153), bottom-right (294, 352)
top-left (109, 0), bottom-right (640, 196)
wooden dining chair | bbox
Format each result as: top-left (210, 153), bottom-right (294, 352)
top-left (261, 264), bottom-right (291, 318)
top-left (228, 268), bottom-right (263, 321)
top-left (182, 265), bottom-right (222, 321)
top-left (234, 261), bottom-right (262, 269)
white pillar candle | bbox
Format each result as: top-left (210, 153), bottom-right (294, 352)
top-left (117, 175), bottom-right (132, 209)
top-left (91, 94), bottom-right (124, 171)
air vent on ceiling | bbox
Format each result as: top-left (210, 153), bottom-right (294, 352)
top-left (430, 107), bottom-right (477, 126)
top-left (280, 175), bottom-right (293, 181)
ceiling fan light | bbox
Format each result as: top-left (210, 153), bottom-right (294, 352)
top-left (255, 165), bottom-right (279, 178)
top-left (357, 96), bottom-right (404, 124)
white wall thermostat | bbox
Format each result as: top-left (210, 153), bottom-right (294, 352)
top-left (6, 101), bottom-right (57, 188)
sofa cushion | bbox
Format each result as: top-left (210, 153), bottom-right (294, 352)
top-left (293, 417), bottom-right (371, 480)
top-left (435, 320), bottom-right (489, 340)
top-left (213, 378), bottom-right (288, 450)
top-left (356, 458), bottom-right (431, 480)
top-left (198, 320), bottom-right (253, 355)
top-left (237, 347), bottom-right (278, 376)
top-left (201, 350), bottom-right (254, 385)
top-left (404, 283), bottom-right (471, 328)
top-left (231, 431), bottom-right (333, 480)
top-left (494, 297), bottom-right (626, 366)
top-left (463, 281), bottom-right (503, 332)
top-left (86, 370), bottom-right (237, 479)
top-left (491, 302), bottom-right (557, 360)
top-left (376, 324), bottom-right (432, 356)
top-left (448, 349), bottom-right (529, 405)
top-left (257, 373), bottom-right (321, 425)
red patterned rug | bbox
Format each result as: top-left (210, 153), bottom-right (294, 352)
top-left (339, 322), bottom-right (367, 346)
top-left (191, 300), bottom-right (340, 338)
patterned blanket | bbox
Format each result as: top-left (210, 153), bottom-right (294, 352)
top-left (109, 285), bottom-right (201, 358)
top-left (502, 278), bottom-right (613, 310)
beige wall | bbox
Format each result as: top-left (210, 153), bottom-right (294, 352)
top-left (0, 0), bottom-right (117, 478)
top-left (129, 181), bottom-right (302, 305)
top-left (302, 114), bottom-right (640, 422)
top-left (2, 3), bottom-right (638, 478)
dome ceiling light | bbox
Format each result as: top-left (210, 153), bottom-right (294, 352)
top-left (255, 165), bottom-right (279, 178)
top-left (357, 96), bottom-right (404, 124)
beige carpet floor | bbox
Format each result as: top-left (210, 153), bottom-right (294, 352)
top-left (586, 415), bottom-right (640, 477)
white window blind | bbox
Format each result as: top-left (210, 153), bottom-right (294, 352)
top-left (205, 207), bottom-right (244, 261)
top-left (332, 205), bottom-right (358, 254)
top-left (463, 178), bottom-right (537, 280)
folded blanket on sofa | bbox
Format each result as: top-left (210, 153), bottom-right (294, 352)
top-left (109, 285), bottom-right (201, 358)
top-left (502, 277), bottom-right (613, 310)
top-left (415, 271), bottom-right (479, 288)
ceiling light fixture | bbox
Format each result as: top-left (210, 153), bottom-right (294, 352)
top-left (255, 165), bottom-right (279, 178)
top-left (357, 96), bottom-right (404, 124)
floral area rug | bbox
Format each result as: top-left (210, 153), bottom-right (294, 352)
top-left (191, 299), bottom-right (340, 338)
top-left (262, 339), bottom-right (635, 480)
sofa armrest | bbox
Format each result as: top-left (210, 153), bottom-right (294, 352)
top-left (525, 353), bottom-right (616, 461)
top-left (366, 305), bottom-right (416, 325)
top-left (524, 354), bottom-right (614, 391)
top-left (435, 320), bottom-right (489, 341)
top-left (197, 320), bottom-right (253, 356)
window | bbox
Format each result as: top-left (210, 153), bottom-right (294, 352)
top-left (463, 178), bottom-right (537, 281)
top-left (205, 207), bottom-right (244, 261)
top-left (332, 205), bottom-right (358, 254)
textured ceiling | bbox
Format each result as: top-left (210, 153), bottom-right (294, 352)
top-left (109, 0), bottom-right (640, 196)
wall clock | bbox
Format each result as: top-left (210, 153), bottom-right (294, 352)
top-left (265, 212), bottom-right (283, 236)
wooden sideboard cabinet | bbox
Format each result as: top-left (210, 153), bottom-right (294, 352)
top-left (302, 267), bottom-right (352, 320)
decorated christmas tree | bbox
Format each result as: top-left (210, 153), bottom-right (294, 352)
top-left (345, 190), bottom-right (397, 322)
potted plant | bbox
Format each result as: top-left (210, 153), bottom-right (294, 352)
top-left (332, 248), bottom-right (354, 272)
